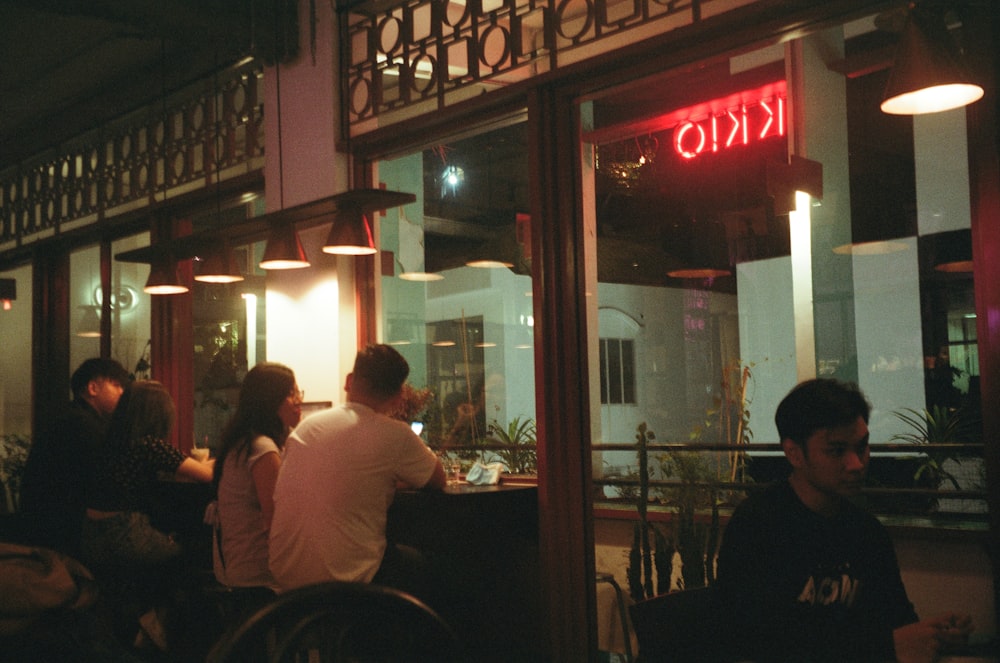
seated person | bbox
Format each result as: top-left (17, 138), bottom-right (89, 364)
top-left (269, 344), bottom-right (446, 600)
top-left (211, 362), bottom-right (301, 593)
top-left (714, 378), bottom-right (973, 663)
top-left (80, 380), bottom-right (213, 650)
top-left (18, 358), bottom-right (129, 556)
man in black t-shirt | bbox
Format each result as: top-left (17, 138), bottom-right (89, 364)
top-left (19, 358), bottom-right (129, 556)
top-left (714, 379), bottom-right (973, 663)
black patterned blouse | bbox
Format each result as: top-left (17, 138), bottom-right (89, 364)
top-left (87, 435), bottom-right (185, 513)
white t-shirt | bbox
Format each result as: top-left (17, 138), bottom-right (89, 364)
top-left (268, 402), bottom-right (439, 591)
top-left (213, 434), bottom-right (280, 588)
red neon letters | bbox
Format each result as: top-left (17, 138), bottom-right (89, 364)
top-left (674, 94), bottom-right (785, 160)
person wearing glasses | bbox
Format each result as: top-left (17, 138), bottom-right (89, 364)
top-left (209, 362), bottom-right (302, 595)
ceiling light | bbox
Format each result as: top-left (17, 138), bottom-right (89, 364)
top-left (880, 4), bottom-right (983, 115)
top-left (194, 243), bottom-right (245, 283)
top-left (259, 224), bottom-right (310, 270)
top-left (144, 259), bottom-right (189, 295)
top-left (76, 305), bottom-right (101, 338)
top-left (399, 272), bottom-right (444, 281)
top-left (322, 204), bottom-right (377, 255)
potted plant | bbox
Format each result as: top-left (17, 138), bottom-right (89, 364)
top-left (484, 416), bottom-right (537, 475)
top-left (887, 405), bottom-right (979, 509)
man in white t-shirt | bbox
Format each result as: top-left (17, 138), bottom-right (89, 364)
top-left (269, 344), bottom-right (446, 597)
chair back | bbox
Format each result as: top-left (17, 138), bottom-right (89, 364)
top-left (207, 581), bottom-right (460, 663)
top-left (628, 586), bottom-right (721, 663)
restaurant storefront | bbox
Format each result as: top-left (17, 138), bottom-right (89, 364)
top-left (1, 0), bottom-right (998, 660)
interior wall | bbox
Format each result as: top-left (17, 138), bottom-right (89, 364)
top-left (262, 0), bottom-right (354, 405)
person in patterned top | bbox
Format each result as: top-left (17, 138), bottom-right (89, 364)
top-left (80, 380), bottom-right (213, 651)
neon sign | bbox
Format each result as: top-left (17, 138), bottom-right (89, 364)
top-left (672, 82), bottom-right (786, 160)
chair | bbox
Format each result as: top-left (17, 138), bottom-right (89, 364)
top-left (628, 586), bottom-right (720, 663)
top-left (595, 571), bottom-right (633, 662)
top-left (206, 581), bottom-right (460, 663)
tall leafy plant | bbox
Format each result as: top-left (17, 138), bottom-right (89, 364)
top-left (890, 405), bottom-right (977, 490)
top-left (485, 416), bottom-right (537, 474)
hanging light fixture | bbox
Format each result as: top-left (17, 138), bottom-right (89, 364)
top-left (196, 59), bottom-right (246, 284)
top-left (880, 3), bottom-right (983, 115)
top-left (0, 278), bottom-right (14, 310)
top-left (142, 37), bottom-right (190, 296)
top-left (76, 305), bottom-right (102, 338)
top-left (194, 242), bottom-right (245, 283)
top-left (322, 203), bottom-right (377, 255)
top-left (259, 223), bottom-right (310, 269)
top-left (144, 257), bottom-right (189, 295)
top-left (258, 58), bottom-right (310, 270)
top-left (666, 217), bottom-right (732, 279)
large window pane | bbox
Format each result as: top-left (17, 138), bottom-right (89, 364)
top-left (585, 23), bottom-right (987, 604)
top-left (0, 264), bottom-right (31, 437)
top-left (377, 121), bottom-right (537, 473)
top-left (110, 233), bottom-right (152, 379)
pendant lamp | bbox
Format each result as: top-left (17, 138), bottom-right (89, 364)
top-left (194, 243), bottom-right (245, 283)
top-left (666, 217), bottom-right (731, 279)
top-left (76, 305), bottom-right (102, 338)
top-left (258, 61), bottom-right (311, 270)
top-left (0, 278), bottom-right (14, 310)
top-left (322, 204), bottom-right (377, 255)
top-left (259, 223), bottom-right (310, 270)
top-left (880, 4), bottom-right (983, 115)
top-left (144, 258), bottom-right (189, 295)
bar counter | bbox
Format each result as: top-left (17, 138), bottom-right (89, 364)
top-left (388, 481), bottom-right (543, 662)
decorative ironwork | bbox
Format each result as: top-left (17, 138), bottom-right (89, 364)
top-left (0, 66), bottom-right (265, 248)
top-left (343, 0), bottom-right (717, 134)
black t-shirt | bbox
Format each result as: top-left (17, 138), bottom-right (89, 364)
top-left (714, 480), bottom-right (918, 662)
top-left (19, 399), bottom-right (108, 554)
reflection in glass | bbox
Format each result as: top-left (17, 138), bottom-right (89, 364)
top-left (379, 122), bottom-right (536, 471)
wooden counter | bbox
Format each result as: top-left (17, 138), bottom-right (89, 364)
top-left (388, 482), bottom-right (543, 662)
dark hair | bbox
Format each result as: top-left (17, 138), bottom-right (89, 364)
top-left (106, 380), bottom-right (175, 451)
top-left (215, 363), bottom-right (296, 483)
top-left (774, 378), bottom-right (871, 449)
top-left (70, 357), bottom-right (130, 399)
top-left (353, 344), bottom-right (409, 399)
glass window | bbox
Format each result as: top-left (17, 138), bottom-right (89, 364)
top-left (191, 233), bottom-right (267, 450)
top-left (0, 264), bottom-right (32, 437)
top-left (110, 233), bottom-right (152, 380)
top-left (584, 21), bottom-right (986, 598)
top-left (601, 339), bottom-right (636, 405)
top-left (377, 120), bottom-right (537, 473)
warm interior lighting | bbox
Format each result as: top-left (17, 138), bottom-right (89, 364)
top-left (194, 244), bottom-right (245, 283)
top-left (322, 205), bottom-right (377, 255)
top-left (832, 240), bottom-right (910, 256)
top-left (935, 259), bottom-right (973, 273)
top-left (880, 4), bottom-right (984, 115)
top-left (399, 271), bottom-right (444, 281)
top-left (0, 278), bottom-right (14, 309)
top-left (259, 224), bottom-right (310, 270)
top-left (144, 259), bottom-right (189, 295)
top-left (466, 258), bottom-right (515, 269)
top-left (76, 305), bottom-right (101, 338)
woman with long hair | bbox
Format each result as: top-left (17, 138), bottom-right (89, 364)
top-left (211, 362), bottom-right (301, 590)
top-left (81, 380), bottom-right (213, 651)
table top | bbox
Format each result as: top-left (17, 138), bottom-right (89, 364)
top-left (441, 480), bottom-right (537, 495)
